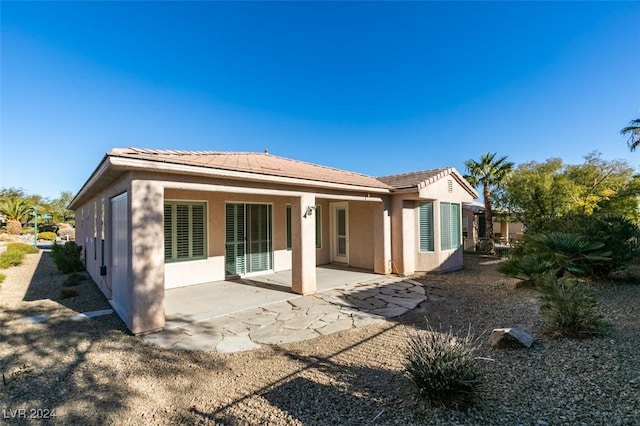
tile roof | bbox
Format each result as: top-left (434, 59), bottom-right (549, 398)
top-left (377, 168), bottom-right (449, 189)
top-left (109, 148), bottom-right (391, 189)
top-left (378, 167), bottom-right (479, 197)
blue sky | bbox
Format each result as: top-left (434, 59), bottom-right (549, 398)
top-left (1, 1), bottom-right (639, 200)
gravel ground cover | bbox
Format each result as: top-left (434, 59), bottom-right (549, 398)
top-left (1, 251), bottom-right (639, 425)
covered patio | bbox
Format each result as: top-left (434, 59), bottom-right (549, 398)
top-left (164, 265), bottom-right (388, 329)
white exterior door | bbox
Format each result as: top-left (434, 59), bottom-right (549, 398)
top-left (111, 193), bottom-right (129, 322)
top-left (331, 203), bottom-right (348, 264)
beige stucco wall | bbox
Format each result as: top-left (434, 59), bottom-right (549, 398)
top-left (390, 175), bottom-right (476, 275)
top-left (346, 201), bottom-right (375, 270)
top-left (163, 189), bottom-right (298, 288)
top-left (74, 174), bottom-right (130, 300)
top-left (74, 173), bottom-right (166, 333)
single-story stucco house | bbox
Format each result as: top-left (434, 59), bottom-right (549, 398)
top-left (69, 148), bottom-right (478, 334)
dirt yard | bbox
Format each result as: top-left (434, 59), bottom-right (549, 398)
top-left (1, 251), bottom-right (638, 425)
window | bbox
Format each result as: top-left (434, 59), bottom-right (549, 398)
top-left (419, 202), bottom-right (434, 252)
top-left (164, 201), bottom-right (207, 262)
top-left (440, 202), bottom-right (461, 251)
top-left (285, 204), bottom-right (322, 249)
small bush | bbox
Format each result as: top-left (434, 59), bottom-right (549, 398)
top-left (405, 325), bottom-right (481, 407)
top-left (7, 243), bottom-right (39, 255)
top-left (498, 255), bottom-right (552, 286)
top-left (537, 275), bottom-right (610, 338)
top-left (20, 227), bottom-right (34, 235)
top-left (0, 250), bottom-right (24, 269)
top-left (63, 272), bottom-right (86, 287)
top-left (38, 223), bottom-right (59, 234)
top-left (0, 243), bottom-right (39, 269)
top-left (50, 242), bottom-right (84, 274)
top-left (37, 231), bottom-right (57, 241)
top-left (0, 273), bottom-right (6, 284)
top-left (59, 288), bottom-right (79, 299)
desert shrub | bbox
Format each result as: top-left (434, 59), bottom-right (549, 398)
top-left (498, 255), bottom-right (552, 286)
top-left (500, 232), bottom-right (612, 282)
top-left (50, 242), bottom-right (84, 274)
top-left (37, 231), bottom-right (57, 241)
top-left (528, 214), bottom-right (639, 277)
top-left (0, 273), bottom-right (6, 283)
top-left (20, 227), bottom-right (34, 235)
top-left (38, 223), bottom-right (59, 233)
top-left (59, 288), bottom-right (79, 299)
top-left (0, 250), bottom-right (24, 269)
top-left (8, 243), bottom-right (39, 255)
top-left (537, 275), bottom-right (610, 338)
top-left (0, 243), bottom-right (38, 269)
top-left (63, 272), bottom-right (86, 287)
top-left (405, 325), bottom-right (481, 407)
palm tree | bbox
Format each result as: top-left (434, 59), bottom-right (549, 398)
top-left (464, 152), bottom-right (514, 254)
top-left (0, 195), bottom-right (33, 235)
top-left (621, 118), bottom-right (640, 151)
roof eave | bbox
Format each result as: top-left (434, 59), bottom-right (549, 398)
top-left (68, 154), bottom-right (114, 210)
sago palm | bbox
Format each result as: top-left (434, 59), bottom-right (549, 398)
top-left (528, 232), bottom-right (612, 277)
top-left (0, 196), bottom-right (33, 235)
top-left (464, 152), bottom-right (514, 254)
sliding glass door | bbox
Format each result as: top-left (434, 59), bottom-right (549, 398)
top-left (225, 203), bottom-right (272, 276)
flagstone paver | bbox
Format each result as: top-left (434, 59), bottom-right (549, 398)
top-left (144, 277), bottom-right (427, 353)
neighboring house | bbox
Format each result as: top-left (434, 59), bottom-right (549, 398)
top-left (461, 202), bottom-right (524, 251)
top-left (69, 148), bottom-right (477, 334)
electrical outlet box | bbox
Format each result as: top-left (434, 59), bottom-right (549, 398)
top-left (100, 265), bottom-right (107, 276)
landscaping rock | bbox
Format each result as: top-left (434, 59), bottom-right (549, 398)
top-left (489, 327), bottom-right (534, 348)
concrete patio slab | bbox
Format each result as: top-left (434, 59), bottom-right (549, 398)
top-left (146, 267), bottom-right (428, 353)
top-left (164, 266), bottom-right (384, 329)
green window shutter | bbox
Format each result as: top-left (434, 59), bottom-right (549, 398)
top-left (315, 205), bottom-right (322, 249)
top-left (191, 204), bottom-right (206, 258)
top-left (225, 203), bottom-right (245, 275)
top-left (419, 202), bottom-right (434, 252)
top-left (164, 201), bottom-right (207, 263)
top-left (440, 202), bottom-right (451, 250)
top-left (247, 204), bottom-right (272, 272)
top-left (164, 204), bottom-right (173, 260)
top-left (451, 203), bottom-right (461, 249)
top-left (176, 204), bottom-right (190, 259)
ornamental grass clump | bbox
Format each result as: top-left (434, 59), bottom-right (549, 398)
top-left (405, 325), bottom-right (481, 407)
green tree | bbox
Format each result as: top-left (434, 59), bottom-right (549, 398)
top-left (565, 152), bottom-right (637, 216)
top-left (500, 154), bottom-right (640, 225)
top-left (621, 118), bottom-right (640, 151)
top-left (464, 152), bottom-right (514, 254)
top-left (498, 158), bottom-right (574, 227)
top-left (48, 191), bottom-right (75, 224)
